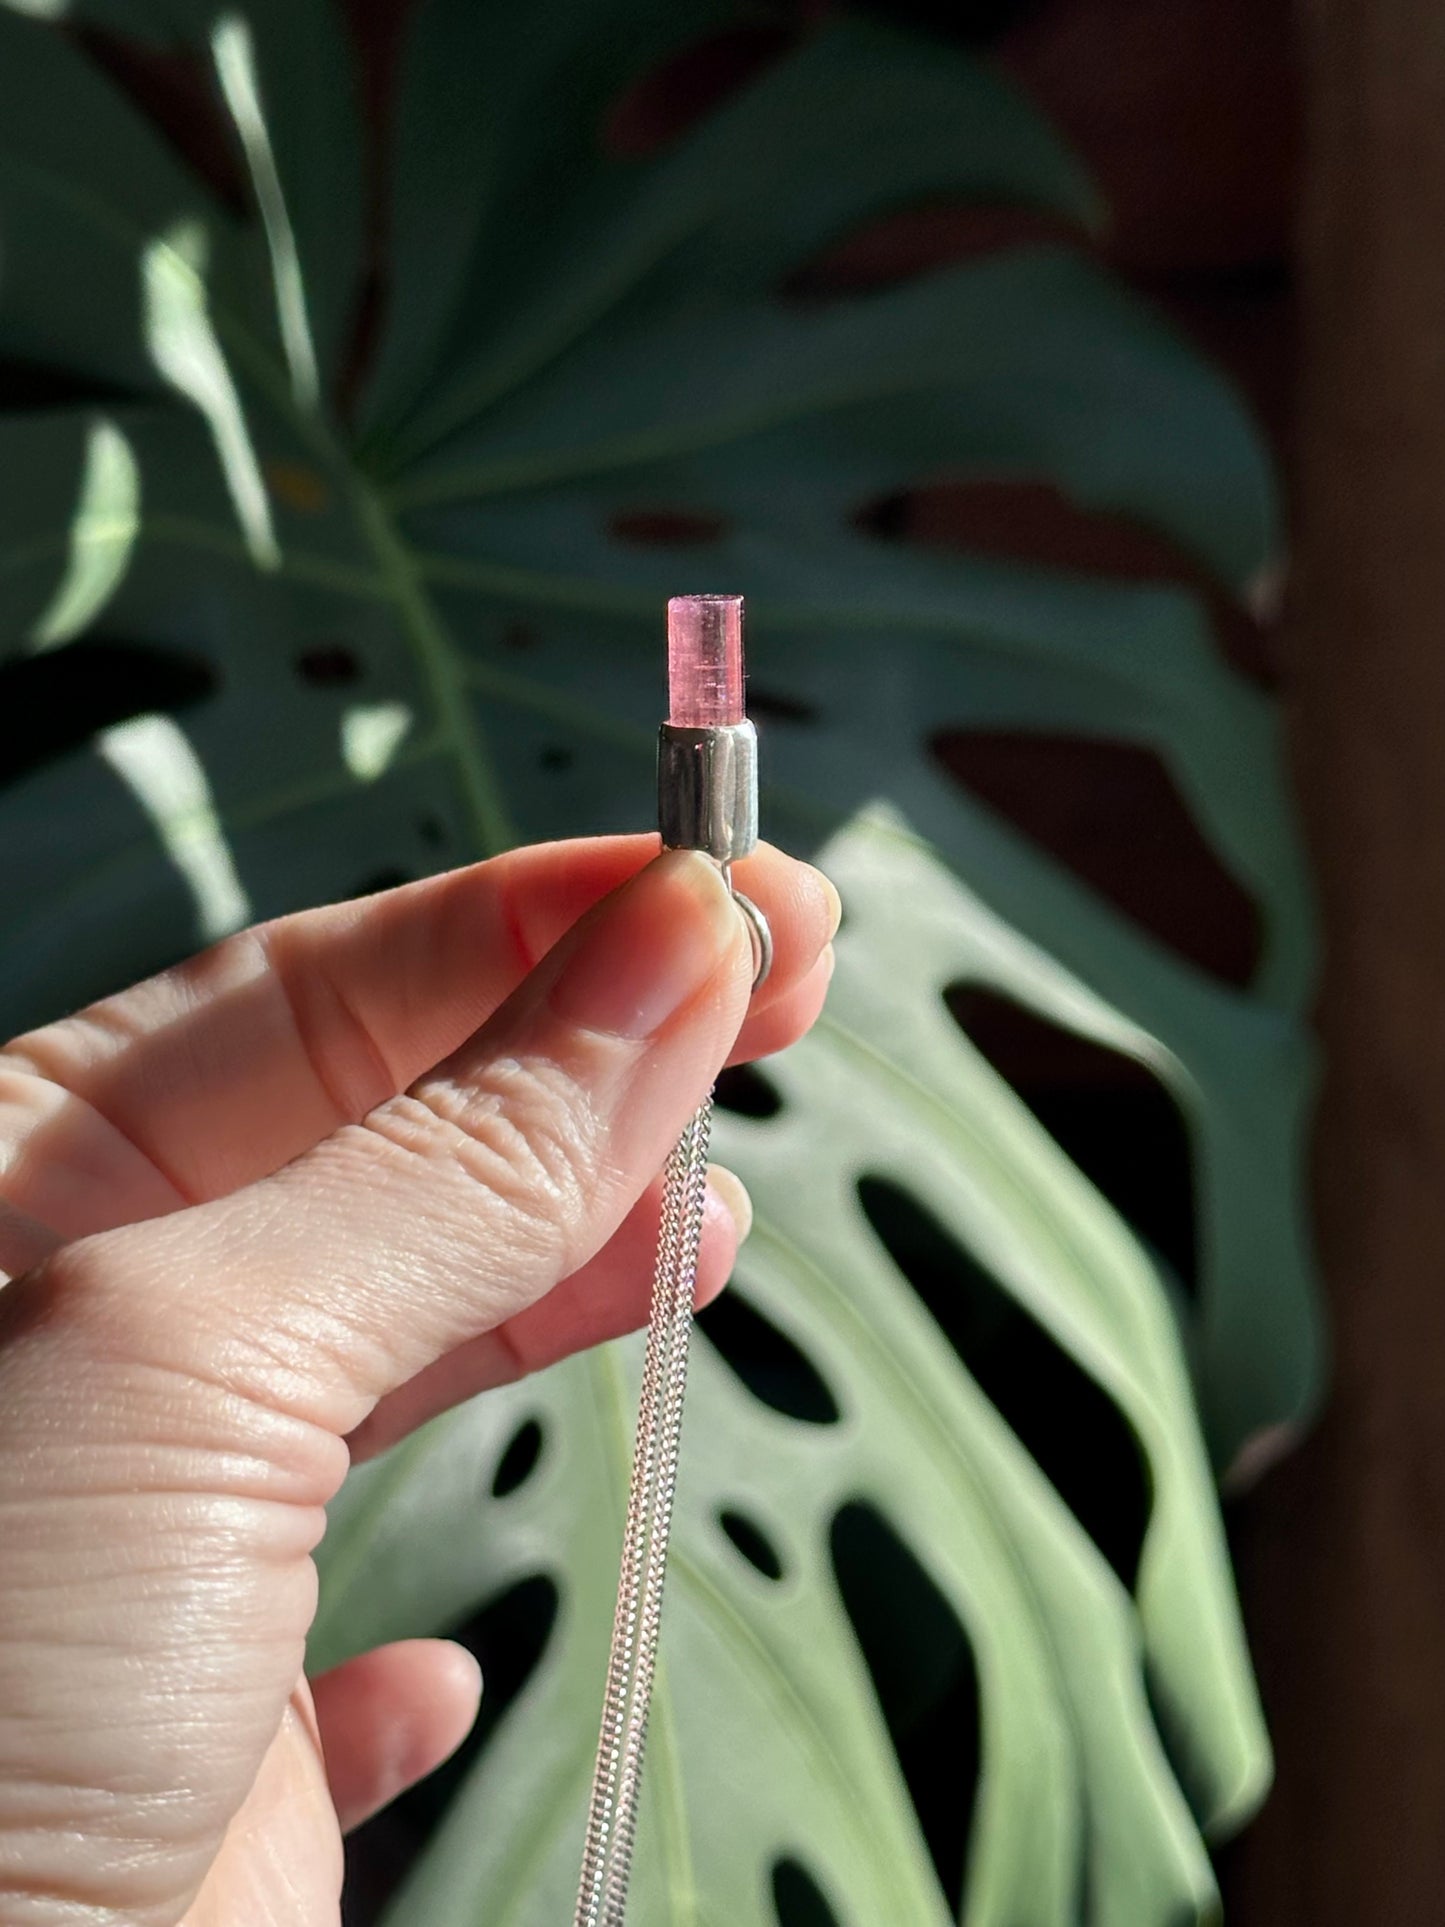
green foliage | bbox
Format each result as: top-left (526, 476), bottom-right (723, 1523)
top-left (0, 2), bottom-right (1318, 1921)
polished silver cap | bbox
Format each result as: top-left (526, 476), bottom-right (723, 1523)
top-left (657, 720), bottom-right (758, 864)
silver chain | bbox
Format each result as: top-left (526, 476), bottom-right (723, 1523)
top-left (573, 1095), bottom-right (714, 1927)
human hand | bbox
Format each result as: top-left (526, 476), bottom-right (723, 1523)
top-left (0, 837), bottom-right (838, 1925)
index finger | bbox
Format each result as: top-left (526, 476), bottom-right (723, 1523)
top-left (0, 837), bottom-right (838, 1249)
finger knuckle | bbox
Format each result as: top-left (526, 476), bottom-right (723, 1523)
top-left (367, 1052), bottom-right (608, 1267)
top-left (4, 1234), bottom-right (348, 1514)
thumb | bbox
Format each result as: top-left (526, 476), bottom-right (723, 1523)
top-left (56, 848), bottom-right (752, 1439)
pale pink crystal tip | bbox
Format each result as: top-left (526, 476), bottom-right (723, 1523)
top-left (667, 593), bottom-right (744, 727)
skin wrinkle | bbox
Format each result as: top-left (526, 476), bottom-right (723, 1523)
top-left (0, 1788), bottom-right (248, 1896)
top-left (497, 859), bottom-right (542, 982)
top-left (345, 1093), bottom-right (580, 1312)
top-left (0, 1195), bottom-right (59, 1285)
top-left (95, 1240), bottom-right (382, 1477)
top-left (1, 1239), bottom-right (353, 1526)
top-left (248, 925), bottom-right (397, 1133)
top-left (0, 1052), bottom-right (195, 1216)
top-left (64, 1353), bottom-right (342, 1502)
top-left (78, 1280), bottom-right (355, 1508)
top-left (0, 1064), bottom-right (188, 1244)
top-left (403, 1051), bottom-right (608, 1242)
top-left (0, 1827), bottom-right (221, 1927)
top-left (341, 1171), bottom-right (745, 1461)
top-left (0, 1499), bottom-right (317, 1598)
top-left (19, 1000), bottom-right (207, 1203)
top-left (0, 1869), bottom-right (139, 1913)
top-left (0, 1337), bottom-right (342, 1490)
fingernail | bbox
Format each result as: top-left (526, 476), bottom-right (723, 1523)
top-left (707, 1164), bottom-right (753, 1244)
top-left (548, 849), bottom-right (744, 1039)
top-left (816, 870), bottom-right (843, 941)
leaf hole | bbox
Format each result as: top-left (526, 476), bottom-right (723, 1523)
top-left (348, 869), bottom-right (412, 898)
top-left (295, 644), bottom-right (363, 687)
top-left (714, 1062), bottom-right (784, 1119)
top-left (490, 1418), bottom-right (544, 1499)
top-left (772, 1857), bottom-right (842, 1927)
top-left (697, 1292), bottom-right (840, 1425)
top-left (830, 1502), bottom-right (979, 1913)
top-left (857, 1175), bottom-right (1152, 1589)
top-left (416, 813), bottom-right (448, 848)
top-left (931, 729), bottom-right (1263, 986)
top-left (538, 744), bottom-right (575, 773)
top-left (784, 202), bottom-right (1079, 299)
top-left (946, 984), bottom-right (1199, 1296)
top-left (747, 686), bottom-right (818, 725)
top-left (719, 1507), bottom-right (785, 1581)
top-left (604, 25), bottom-right (801, 158)
top-left (0, 641), bottom-right (217, 791)
top-left (608, 509), bottom-right (731, 548)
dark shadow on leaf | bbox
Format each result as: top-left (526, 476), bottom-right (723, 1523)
top-left (946, 983), bottom-right (1199, 1296)
top-left (698, 1290), bottom-right (840, 1425)
top-left (857, 1175), bottom-right (1152, 1589)
top-left (931, 730), bottom-right (1263, 986)
top-left (830, 1501), bottom-right (979, 1913)
top-left (348, 868), bottom-right (412, 897)
top-left (747, 686), bottom-right (818, 725)
top-left (1143, 1669), bottom-right (1228, 1841)
top-left (0, 641), bottom-right (217, 791)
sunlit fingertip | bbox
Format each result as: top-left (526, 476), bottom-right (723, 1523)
top-left (706, 1164), bottom-right (753, 1245)
top-left (816, 871), bottom-right (842, 941)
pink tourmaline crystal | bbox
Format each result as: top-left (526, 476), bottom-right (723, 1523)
top-left (667, 594), bottom-right (745, 727)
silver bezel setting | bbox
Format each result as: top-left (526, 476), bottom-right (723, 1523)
top-left (656, 720), bottom-right (758, 864)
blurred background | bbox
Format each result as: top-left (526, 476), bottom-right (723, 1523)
top-left (0, 0), bottom-right (1432, 1922)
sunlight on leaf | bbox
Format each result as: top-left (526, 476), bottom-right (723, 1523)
top-left (341, 700), bottom-right (413, 781)
top-left (96, 714), bottom-right (250, 941)
top-left (29, 417), bottom-right (140, 650)
top-left (0, 0), bottom-right (65, 16)
top-left (212, 14), bottom-right (321, 414)
top-left (142, 220), bottom-right (279, 568)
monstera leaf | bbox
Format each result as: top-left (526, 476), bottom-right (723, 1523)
top-left (0, 2), bottom-right (1318, 1922)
